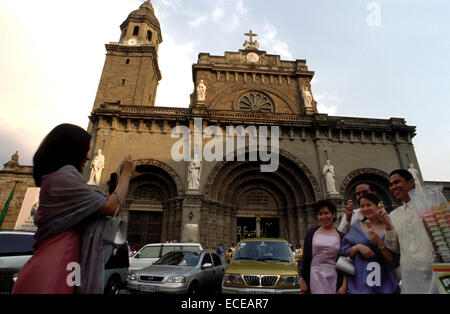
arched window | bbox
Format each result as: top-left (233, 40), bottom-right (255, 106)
top-left (133, 26), bottom-right (140, 36)
top-left (238, 92), bottom-right (274, 113)
top-left (147, 30), bottom-right (153, 42)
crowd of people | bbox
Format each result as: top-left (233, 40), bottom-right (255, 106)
top-left (300, 170), bottom-right (439, 294)
top-left (10, 123), bottom-right (442, 294)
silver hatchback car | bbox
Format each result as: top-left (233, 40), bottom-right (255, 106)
top-left (127, 250), bottom-right (226, 294)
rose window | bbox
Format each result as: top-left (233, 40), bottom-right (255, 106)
top-left (238, 93), bottom-right (274, 113)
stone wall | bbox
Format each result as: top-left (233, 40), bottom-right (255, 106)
top-left (0, 158), bottom-right (35, 231)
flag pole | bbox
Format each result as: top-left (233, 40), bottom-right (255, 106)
top-left (0, 183), bottom-right (17, 229)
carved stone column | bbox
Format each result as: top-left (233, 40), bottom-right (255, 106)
top-left (160, 200), bottom-right (170, 243)
top-left (230, 207), bottom-right (238, 245)
top-left (279, 213), bottom-right (289, 242)
top-left (166, 199), bottom-right (177, 241)
top-left (199, 200), bottom-right (211, 247)
top-left (306, 205), bottom-right (316, 230)
top-left (217, 203), bottom-right (225, 246)
top-left (297, 205), bottom-right (308, 243)
top-left (181, 193), bottom-right (203, 243)
top-left (287, 204), bottom-right (299, 245)
top-left (174, 197), bottom-right (183, 242)
top-left (208, 202), bottom-right (218, 249)
top-left (331, 197), bottom-right (346, 229)
top-left (224, 205), bottom-right (232, 249)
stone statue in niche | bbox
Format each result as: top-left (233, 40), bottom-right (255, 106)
top-left (322, 160), bottom-right (338, 194)
top-left (87, 149), bottom-right (105, 186)
top-left (408, 163), bottom-right (422, 190)
top-left (302, 86), bottom-right (313, 111)
top-left (188, 160), bottom-right (201, 190)
top-left (196, 80), bottom-right (206, 102)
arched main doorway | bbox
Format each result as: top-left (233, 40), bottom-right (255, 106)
top-left (123, 161), bottom-right (181, 250)
top-left (202, 150), bottom-right (320, 249)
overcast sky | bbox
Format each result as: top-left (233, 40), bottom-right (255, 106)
top-left (0, 0), bottom-right (449, 181)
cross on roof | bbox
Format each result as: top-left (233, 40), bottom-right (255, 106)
top-left (245, 30), bottom-right (257, 43)
top-left (244, 29), bottom-right (259, 50)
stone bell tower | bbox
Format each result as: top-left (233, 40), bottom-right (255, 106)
top-left (91, 1), bottom-right (162, 110)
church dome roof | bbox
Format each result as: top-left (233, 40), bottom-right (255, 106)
top-left (120, 1), bottom-right (162, 42)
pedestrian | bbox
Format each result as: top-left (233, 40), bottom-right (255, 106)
top-left (340, 193), bottom-right (400, 294)
top-left (12, 123), bottom-right (135, 294)
top-left (300, 199), bottom-right (347, 294)
top-left (230, 242), bottom-right (236, 255)
top-left (380, 169), bottom-right (437, 294)
top-left (295, 245), bottom-right (303, 271)
top-left (225, 248), bottom-right (233, 263)
top-left (338, 183), bottom-right (381, 234)
top-left (216, 243), bottom-right (224, 257)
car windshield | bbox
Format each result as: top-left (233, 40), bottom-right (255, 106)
top-left (0, 233), bottom-right (35, 256)
top-left (154, 251), bottom-right (201, 267)
top-left (233, 241), bottom-right (293, 262)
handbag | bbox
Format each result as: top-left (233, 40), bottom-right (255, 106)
top-left (336, 256), bottom-right (355, 276)
top-left (103, 194), bottom-right (128, 245)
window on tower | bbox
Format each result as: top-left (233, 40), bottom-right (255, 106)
top-left (121, 79), bottom-right (126, 86)
top-left (147, 30), bottom-right (152, 42)
top-left (126, 59), bottom-right (130, 64)
top-left (133, 26), bottom-right (140, 36)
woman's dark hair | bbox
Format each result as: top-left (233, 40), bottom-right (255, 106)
top-left (33, 123), bottom-right (91, 186)
top-left (313, 199), bottom-right (337, 222)
top-left (358, 192), bottom-right (381, 208)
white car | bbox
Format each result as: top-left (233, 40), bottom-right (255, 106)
top-left (129, 243), bottom-right (203, 271)
top-left (127, 250), bottom-right (225, 294)
top-left (0, 231), bottom-right (129, 294)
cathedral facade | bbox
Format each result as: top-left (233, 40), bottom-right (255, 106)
top-left (83, 1), bottom-right (421, 250)
top-left (2, 1), bottom-right (433, 251)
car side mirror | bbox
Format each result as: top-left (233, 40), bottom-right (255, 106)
top-left (135, 253), bottom-right (141, 259)
top-left (202, 263), bottom-right (213, 269)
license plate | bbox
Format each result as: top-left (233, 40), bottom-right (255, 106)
top-left (139, 285), bottom-right (157, 293)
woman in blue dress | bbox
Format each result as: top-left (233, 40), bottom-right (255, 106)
top-left (340, 193), bottom-right (400, 294)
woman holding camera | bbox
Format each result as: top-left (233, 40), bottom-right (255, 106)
top-left (12, 123), bottom-right (134, 294)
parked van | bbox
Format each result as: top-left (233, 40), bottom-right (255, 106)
top-left (129, 243), bottom-right (203, 271)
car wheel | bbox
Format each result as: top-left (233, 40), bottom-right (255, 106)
top-left (188, 281), bottom-right (200, 295)
top-left (104, 275), bottom-right (121, 295)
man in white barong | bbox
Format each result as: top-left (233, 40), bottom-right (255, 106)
top-left (379, 169), bottom-right (437, 294)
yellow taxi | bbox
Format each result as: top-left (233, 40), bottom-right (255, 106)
top-left (221, 238), bottom-right (300, 294)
